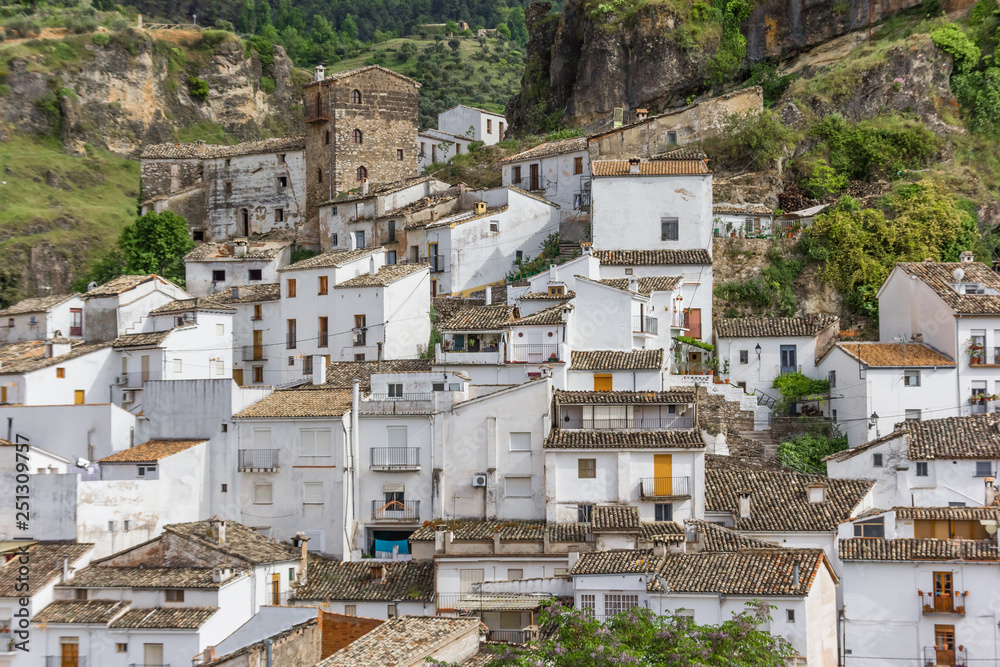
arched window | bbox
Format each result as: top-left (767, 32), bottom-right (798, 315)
top-left (317, 169), bottom-right (323, 184)
top-left (324, 130), bottom-right (330, 145)
top-left (353, 129), bottom-right (363, 145)
top-left (351, 89), bottom-right (362, 104)
top-left (357, 166), bottom-right (368, 181)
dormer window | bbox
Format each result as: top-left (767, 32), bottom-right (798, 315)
top-left (548, 285), bottom-right (565, 296)
top-left (806, 485), bottom-right (826, 503)
top-left (963, 283), bottom-right (985, 295)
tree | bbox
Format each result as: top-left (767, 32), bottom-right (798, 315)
top-left (0, 266), bottom-right (23, 309)
top-left (508, 6), bottom-right (528, 46)
top-left (340, 14), bottom-right (358, 42)
top-left (495, 22), bottom-right (510, 41)
top-left (448, 37), bottom-right (460, 51)
top-left (254, 0), bottom-right (271, 32)
top-left (777, 431), bottom-right (848, 474)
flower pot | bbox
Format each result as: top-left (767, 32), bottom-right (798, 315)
top-left (724, 379), bottom-right (730, 384)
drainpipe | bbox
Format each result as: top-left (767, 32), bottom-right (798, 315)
top-left (6, 417), bottom-right (11, 443)
top-left (265, 638), bottom-right (273, 667)
top-left (344, 379), bottom-right (360, 561)
top-left (955, 316), bottom-right (962, 416)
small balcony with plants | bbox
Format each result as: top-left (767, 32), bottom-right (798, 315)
top-left (436, 332), bottom-right (502, 364)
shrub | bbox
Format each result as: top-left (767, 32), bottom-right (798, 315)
top-left (187, 76), bottom-right (209, 101)
top-left (746, 62), bottom-right (793, 107)
top-left (704, 109), bottom-right (792, 171)
top-left (804, 158), bottom-right (848, 198)
top-left (811, 113), bottom-right (939, 180)
top-left (65, 11), bottom-right (99, 34)
top-left (105, 13), bottom-right (130, 32)
top-left (0, 28), bottom-right (5, 42)
top-left (6, 14), bottom-right (41, 38)
top-left (931, 24), bottom-right (980, 73)
top-left (92, 32), bottom-right (109, 46)
top-left (777, 432), bottom-right (848, 473)
top-left (258, 75), bottom-right (275, 93)
top-left (214, 19), bottom-right (236, 31)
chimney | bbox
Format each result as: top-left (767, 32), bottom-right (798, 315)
top-left (361, 178), bottom-right (369, 196)
top-left (475, 201), bottom-right (487, 215)
top-left (234, 239), bottom-right (248, 257)
top-left (961, 251), bottom-right (975, 263)
top-left (484, 286), bottom-right (492, 305)
top-left (210, 518), bottom-right (226, 544)
top-left (581, 242), bottom-right (592, 255)
top-left (369, 257), bottom-right (377, 275)
top-left (792, 563), bottom-right (800, 587)
top-left (652, 539), bottom-right (667, 557)
top-left (628, 275), bottom-right (639, 293)
top-left (444, 530), bottom-right (454, 555)
top-left (738, 492), bottom-right (751, 518)
top-left (312, 355), bottom-right (327, 384)
top-left (202, 648), bottom-right (215, 664)
top-left (231, 286), bottom-right (241, 300)
top-left (430, 210), bottom-right (438, 222)
top-left (636, 108), bottom-right (648, 121)
top-left (212, 566), bottom-right (234, 583)
top-left (296, 532), bottom-right (310, 583)
top-left (61, 554), bottom-right (70, 583)
top-left (628, 157), bottom-right (641, 175)
top-left (566, 550), bottom-right (580, 573)
top-left (806, 484), bottom-right (826, 503)
top-left (314, 64), bottom-right (325, 81)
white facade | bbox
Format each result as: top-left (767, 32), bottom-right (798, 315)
top-left (0, 343), bottom-right (116, 407)
top-left (184, 240), bottom-right (292, 297)
top-left (500, 142), bottom-right (590, 217)
top-left (437, 105), bottom-right (506, 145)
top-left (0, 294), bottom-right (85, 344)
top-left (83, 275), bottom-right (190, 342)
top-left (418, 130), bottom-right (474, 171)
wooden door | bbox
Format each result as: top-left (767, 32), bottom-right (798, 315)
top-left (685, 308), bottom-right (702, 338)
top-left (529, 163), bottom-right (540, 190)
top-left (1, 386), bottom-right (6, 403)
top-left (233, 368), bottom-right (244, 386)
top-left (253, 330), bottom-right (263, 360)
top-left (594, 374), bottom-right (613, 391)
top-left (654, 454), bottom-right (673, 496)
top-left (934, 572), bottom-right (954, 613)
top-left (271, 573), bottom-right (280, 605)
top-left (143, 643), bottom-right (164, 665)
top-left (935, 625), bottom-right (955, 666)
top-left (141, 354), bottom-right (150, 382)
top-left (60, 640), bottom-right (79, 667)
top-left (73, 390), bottom-right (84, 405)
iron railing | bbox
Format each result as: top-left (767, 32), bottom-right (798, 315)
top-left (639, 476), bottom-right (691, 499)
top-left (241, 345), bottom-right (266, 361)
top-left (436, 593), bottom-right (465, 611)
top-left (632, 316), bottom-right (658, 335)
top-left (923, 646), bottom-right (967, 667)
top-left (45, 659), bottom-right (88, 667)
top-left (238, 449), bottom-right (280, 471)
top-left (442, 341), bottom-right (500, 353)
top-left (920, 591), bottom-right (968, 615)
top-left (563, 416), bottom-right (693, 430)
top-left (756, 391), bottom-right (778, 409)
top-left (371, 499), bottom-right (419, 521)
top-left (370, 447), bottom-right (421, 470)
top-left (365, 393), bottom-right (434, 402)
top-left (508, 344), bottom-right (561, 363)
top-left (487, 629), bottom-right (529, 644)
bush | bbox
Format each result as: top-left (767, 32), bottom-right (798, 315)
top-left (105, 13), bottom-right (130, 32)
top-left (811, 113), bottom-right (939, 180)
top-left (187, 76), bottom-right (209, 101)
top-left (746, 62), bottom-right (793, 107)
top-left (258, 75), bottom-right (275, 93)
top-left (92, 32), bottom-right (110, 46)
top-left (6, 14), bottom-right (41, 38)
top-left (704, 109), bottom-right (792, 171)
top-left (777, 432), bottom-right (848, 473)
top-left (215, 19), bottom-right (236, 31)
top-left (931, 24), bottom-right (980, 73)
top-left (804, 158), bottom-right (848, 198)
top-left (65, 11), bottom-right (99, 34)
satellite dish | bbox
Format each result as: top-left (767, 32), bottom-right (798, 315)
top-left (953, 268), bottom-right (965, 282)
top-left (985, 523), bottom-right (997, 535)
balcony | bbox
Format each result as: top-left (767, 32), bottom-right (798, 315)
top-left (241, 345), bottom-right (266, 362)
top-left (370, 447), bottom-right (421, 471)
top-left (487, 629), bottom-right (532, 645)
top-left (639, 476), bottom-right (691, 500)
top-left (304, 102), bottom-right (328, 123)
top-left (508, 344), bottom-right (561, 363)
top-left (371, 499), bottom-right (420, 522)
top-left (360, 393), bottom-right (435, 415)
top-left (923, 646), bottom-right (967, 667)
top-left (920, 591), bottom-right (967, 615)
top-left (45, 660), bottom-right (89, 667)
top-left (562, 416), bottom-right (694, 430)
top-left (632, 315), bottom-right (658, 335)
top-left (436, 592), bottom-right (464, 612)
top-left (509, 177), bottom-right (544, 192)
top-left (238, 449), bottom-right (280, 472)
top-left (120, 371), bottom-right (162, 389)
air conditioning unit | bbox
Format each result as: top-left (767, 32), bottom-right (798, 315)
top-left (472, 473), bottom-right (487, 488)
top-left (115, 375), bottom-right (128, 386)
top-left (121, 390), bottom-right (134, 404)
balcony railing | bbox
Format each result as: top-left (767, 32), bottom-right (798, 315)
top-left (370, 447), bottom-right (421, 470)
top-left (304, 102), bottom-right (328, 123)
top-left (487, 629), bottom-right (530, 645)
top-left (436, 592), bottom-right (465, 612)
top-left (371, 499), bottom-right (420, 521)
top-left (920, 591), bottom-right (967, 615)
top-left (238, 449), bottom-right (280, 472)
top-left (563, 416), bottom-right (694, 430)
top-left (632, 315), bottom-right (658, 335)
top-left (639, 476), bottom-right (691, 499)
top-left (360, 393), bottom-right (435, 415)
top-left (923, 646), bottom-right (967, 667)
top-left (241, 345), bottom-right (266, 361)
top-left (120, 371), bottom-right (163, 388)
top-left (45, 659), bottom-right (88, 667)
top-left (509, 177), bottom-right (543, 192)
top-left (508, 344), bottom-right (561, 363)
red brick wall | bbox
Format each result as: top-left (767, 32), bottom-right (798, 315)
top-left (318, 611), bottom-right (383, 658)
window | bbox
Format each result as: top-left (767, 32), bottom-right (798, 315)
top-left (289, 356), bottom-right (295, 366)
top-left (512, 165), bottom-right (521, 184)
top-left (56, 367), bottom-right (65, 379)
top-left (578, 458), bottom-right (596, 478)
top-left (948, 501), bottom-right (967, 507)
top-left (225, 182), bottom-right (232, 194)
top-left (303, 356), bottom-right (313, 375)
top-left (660, 217), bottom-right (679, 241)
top-left (287, 319), bottom-right (296, 348)
top-left (853, 518), bottom-right (885, 538)
top-left (667, 131), bottom-right (677, 144)
top-left (832, 409), bottom-right (838, 423)
top-left (300, 428), bottom-right (333, 456)
top-left (624, 268), bottom-right (633, 275)
top-left (574, 156), bottom-right (584, 175)
top-left (353, 129), bottom-right (363, 144)
top-left (507, 568), bottom-right (523, 581)
top-left (786, 609), bottom-right (795, 623)
top-left (357, 166), bottom-right (368, 181)
top-left (193, 230), bottom-right (204, 242)
top-left (324, 130), bottom-right (330, 145)
top-left (165, 590), bottom-right (184, 603)
top-left (873, 453), bottom-right (883, 468)
top-left (70, 308), bottom-right (83, 336)
top-left (221, 483), bottom-right (228, 492)
top-left (353, 314), bottom-right (366, 346)
top-left (254, 429), bottom-right (272, 448)
top-left (317, 168), bottom-right (323, 183)
top-left (487, 119), bottom-right (492, 133)
top-left (318, 276), bottom-right (328, 295)
top-left (905, 409), bottom-right (922, 422)
top-left (975, 461), bottom-right (993, 477)
top-left (397, 149), bottom-right (404, 161)
top-left (253, 366), bottom-right (263, 383)
top-left (278, 176), bottom-right (288, 188)
top-left (116, 644), bottom-right (127, 653)
top-left (355, 353), bottom-right (366, 361)
top-left (432, 382), bottom-right (444, 391)
top-left (278, 153), bottom-right (286, 163)
top-left (580, 594), bottom-right (595, 615)
top-left (173, 359), bottom-right (182, 373)
top-left (386, 250), bottom-right (397, 264)
top-left (331, 234), bottom-right (339, 247)
top-left (212, 270), bottom-right (226, 282)
top-left (505, 476), bottom-right (531, 497)
top-left (655, 503), bottom-right (673, 521)
top-left (303, 482), bottom-right (324, 504)
top-left (828, 370), bottom-right (836, 387)
top-left (123, 520), bottom-right (130, 531)
top-left (249, 269), bottom-right (263, 282)
top-left (916, 462), bottom-right (929, 477)
top-left (344, 604), bottom-right (357, 616)
top-left (904, 369), bottom-right (921, 387)
top-left (509, 432), bottom-right (531, 451)
top-left (490, 220), bottom-right (499, 232)
top-left (275, 208), bottom-right (284, 222)
top-left (604, 594), bottom-right (639, 617)
top-left (74, 390), bottom-right (85, 405)
top-left (739, 350), bottom-right (749, 364)
top-left (108, 521), bottom-right (116, 532)
top-left (137, 465), bottom-right (156, 478)
top-left (577, 504), bottom-right (593, 523)
top-left (75, 588), bottom-right (87, 600)
top-left (351, 89), bottom-right (362, 104)
top-left (215, 323), bottom-right (225, 336)
top-left (318, 316), bottom-right (329, 347)
top-left (419, 142), bottom-right (426, 157)
top-left (286, 278), bottom-right (297, 298)
top-left (254, 483), bottom-right (273, 504)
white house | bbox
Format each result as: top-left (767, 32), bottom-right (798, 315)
top-left (566, 350), bottom-right (665, 392)
top-left (818, 342), bottom-right (958, 448)
top-left (0, 293), bottom-right (85, 344)
top-left (199, 283), bottom-right (282, 386)
top-left (291, 557), bottom-right (435, 619)
top-left (499, 136), bottom-right (590, 216)
top-left (714, 315), bottom-right (840, 397)
top-left (418, 129), bottom-right (474, 170)
top-left (713, 202), bottom-right (774, 237)
top-left (183, 239), bottom-right (292, 297)
top-left (82, 274), bottom-right (190, 342)
top-left (838, 507), bottom-right (999, 667)
top-left (0, 339), bottom-right (114, 406)
top-left (826, 413), bottom-right (1000, 509)
top-left (437, 105), bottom-right (506, 145)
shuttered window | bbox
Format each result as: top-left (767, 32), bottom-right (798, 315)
top-left (300, 429), bottom-right (332, 456)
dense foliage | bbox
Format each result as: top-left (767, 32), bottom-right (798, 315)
top-left (714, 246), bottom-right (804, 317)
top-left (773, 371), bottom-right (830, 403)
top-left (809, 113), bottom-right (939, 182)
top-left (940, 0), bottom-right (1000, 134)
top-left (703, 109), bottom-right (792, 173)
top-left (777, 431), bottom-right (848, 473)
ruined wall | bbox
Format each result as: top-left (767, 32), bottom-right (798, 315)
top-left (141, 158), bottom-right (203, 201)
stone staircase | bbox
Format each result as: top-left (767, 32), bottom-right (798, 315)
top-left (558, 240), bottom-right (581, 261)
top-left (737, 430), bottom-right (779, 461)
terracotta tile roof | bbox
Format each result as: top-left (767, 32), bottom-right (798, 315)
top-left (109, 606), bottom-right (219, 629)
top-left (592, 159), bottom-right (709, 176)
top-left (0, 541), bottom-right (94, 597)
top-left (326, 175), bottom-right (434, 205)
top-left (592, 505), bottom-right (640, 531)
top-left (904, 414), bottom-right (1000, 460)
top-left (424, 205), bottom-right (509, 230)
top-left (518, 290), bottom-right (576, 300)
top-left (324, 359), bottom-right (432, 389)
top-left (293, 557), bottom-right (433, 602)
top-left (409, 520), bottom-right (593, 543)
top-left (834, 342), bottom-right (955, 367)
top-left (149, 298), bottom-right (236, 314)
top-left (278, 247), bottom-right (381, 272)
top-left (572, 549), bottom-right (660, 575)
top-left (99, 439), bottom-right (206, 463)
top-left (164, 517), bottom-right (297, 565)
top-left (713, 203), bottom-right (773, 215)
top-left (893, 506), bottom-right (999, 521)
top-left (839, 538), bottom-right (999, 562)
top-left (33, 599), bottom-right (128, 624)
top-left (185, 240), bottom-right (290, 261)
top-left (112, 329), bottom-right (174, 349)
top-left (201, 283), bottom-right (281, 304)
top-left (333, 263), bottom-right (428, 288)
top-left (0, 293), bottom-right (78, 316)
top-left (544, 429), bottom-right (704, 449)
top-left (715, 315), bottom-right (839, 338)
top-left (686, 519), bottom-right (780, 551)
top-left (554, 389), bottom-right (694, 404)
top-left (317, 616), bottom-right (481, 667)
top-left (61, 566), bottom-right (230, 589)
top-left (512, 303), bottom-right (568, 326)
top-left (896, 262), bottom-right (1000, 314)
top-left (498, 136), bottom-right (588, 163)
top-left (314, 64), bottom-right (420, 87)
top-left (140, 136), bottom-right (305, 160)
top-left (596, 276), bottom-right (682, 296)
top-left (705, 455), bottom-right (872, 532)
top-left (639, 522), bottom-right (685, 542)
top-left (593, 249), bottom-right (712, 266)
top-left (438, 305), bottom-right (516, 331)
top-left (569, 349), bottom-right (665, 371)
top-left (232, 388), bottom-right (353, 419)
top-left (83, 275), bottom-right (159, 298)
top-left (823, 430), bottom-right (902, 463)
top-left (652, 147), bottom-right (709, 161)
top-left (0, 340), bottom-right (112, 375)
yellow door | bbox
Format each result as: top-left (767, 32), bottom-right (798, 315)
top-left (594, 374), bottom-right (613, 391)
top-left (73, 390), bottom-right (85, 405)
top-left (1, 386), bottom-right (6, 403)
top-left (654, 454), bottom-right (673, 496)
top-left (61, 640), bottom-right (79, 667)
top-left (253, 330), bottom-right (263, 360)
top-left (271, 573), bottom-right (281, 605)
top-left (233, 368), bottom-right (244, 386)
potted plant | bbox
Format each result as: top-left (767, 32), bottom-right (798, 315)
top-left (722, 359), bottom-right (730, 383)
top-left (966, 338), bottom-right (984, 364)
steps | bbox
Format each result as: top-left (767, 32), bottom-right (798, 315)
top-left (558, 241), bottom-right (581, 260)
top-left (739, 431), bottom-right (779, 460)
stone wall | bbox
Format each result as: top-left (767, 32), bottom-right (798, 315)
top-left (207, 618), bottom-right (321, 667)
top-left (695, 385), bottom-right (756, 435)
top-left (141, 158), bottom-right (203, 201)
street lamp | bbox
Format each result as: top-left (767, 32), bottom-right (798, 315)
top-left (869, 412), bottom-right (879, 430)
top-left (754, 343), bottom-right (762, 360)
